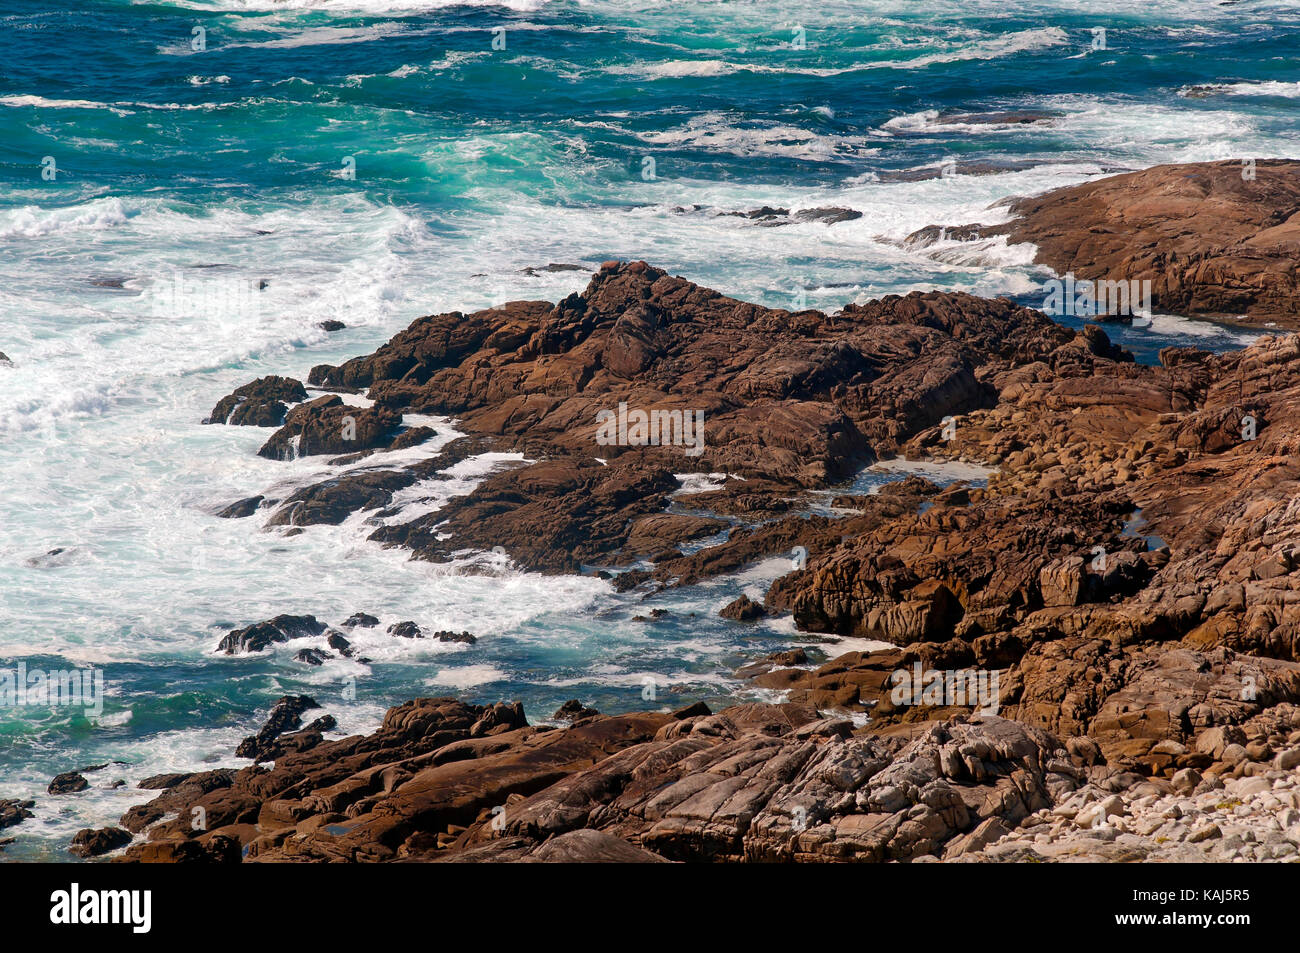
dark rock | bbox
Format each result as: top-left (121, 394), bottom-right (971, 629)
top-left (553, 700), bottom-right (601, 722)
top-left (671, 701), bottom-right (712, 719)
top-left (294, 648), bottom-right (330, 666)
top-left (48, 772), bottom-right (89, 795)
top-left (343, 612), bottom-right (380, 629)
top-left (218, 614), bottom-right (326, 654)
top-left (266, 470), bottom-right (415, 527)
top-left (69, 827), bottom-right (132, 858)
top-left (388, 621), bottom-right (423, 639)
top-left (216, 495), bottom-right (264, 519)
top-left (388, 426), bottom-right (436, 451)
top-left (205, 376), bottom-right (307, 426)
top-left (0, 799), bottom-right (34, 829)
top-left (137, 773), bottom-right (193, 790)
top-left (318, 320), bottom-right (346, 332)
top-left (433, 630), bottom-right (476, 645)
top-left (720, 594), bottom-right (767, 621)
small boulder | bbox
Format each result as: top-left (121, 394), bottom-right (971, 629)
top-left (0, 799), bottom-right (34, 829)
top-left (205, 375), bottom-right (307, 427)
top-left (218, 614), bottom-right (326, 654)
top-left (1039, 556), bottom-right (1084, 607)
top-left (69, 827), bottom-right (132, 858)
top-left (1276, 747), bottom-right (1300, 771)
top-left (48, 772), bottom-right (89, 795)
top-left (720, 594), bottom-right (766, 621)
top-left (553, 700), bottom-right (600, 722)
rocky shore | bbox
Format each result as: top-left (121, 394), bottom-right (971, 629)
top-left (909, 159), bottom-right (1300, 328)
top-left (37, 160), bottom-right (1300, 862)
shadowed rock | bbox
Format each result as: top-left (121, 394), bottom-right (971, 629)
top-left (205, 376), bottom-right (306, 426)
top-left (217, 614), bottom-right (326, 654)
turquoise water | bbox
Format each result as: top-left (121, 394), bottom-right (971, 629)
top-left (1, 0), bottom-right (1298, 859)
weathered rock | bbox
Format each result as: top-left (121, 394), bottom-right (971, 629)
top-left (217, 614), bottom-right (326, 654)
top-left (235, 695), bottom-right (323, 762)
top-left (257, 397), bottom-right (401, 460)
top-left (0, 799), bottom-right (34, 829)
top-left (205, 376), bottom-right (306, 427)
top-left (720, 594), bottom-right (767, 621)
top-left (48, 772), bottom-right (89, 795)
top-left (70, 827), bottom-right (133, 858)
top-left (915, 160), bottom-right (1300, 327)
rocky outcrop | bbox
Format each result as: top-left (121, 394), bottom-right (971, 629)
top-left (48, 772), bottom-right (88, 795)
top-left (235, 695), bottom-right (331, 762)
top-left (112, 696), bottom-right (1078, 863)
top-left (217, 614), bottom-right (326, 655)
top-left (911, 160), bottom-right (1300, 327)
top-left (220, 261), bottom-right (1074, 570)
top-left (205, 376), bottom-right (307, 426)
top-left (169, 201), bottom-right (1300, 864)
top-left (70, 827), bottom-right (132, 858)
top-left (0, 799), bottom-right (33, 829)
top-left (720, 594), bottom-right (766, 621)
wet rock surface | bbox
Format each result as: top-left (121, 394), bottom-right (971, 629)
top-left (0, 799), bottom-right (34, 829)
top-left (206, 375), bottom-right (307, 427)
top-left (912, 159), bottom-right (1300, 327)
top-left (70, 827), bottom-right (133, 858)
top-left (149, 170), bottom-right (1300, 862)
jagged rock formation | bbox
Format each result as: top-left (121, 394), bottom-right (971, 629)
top-left (909, 159), bottom-right (1300, 327)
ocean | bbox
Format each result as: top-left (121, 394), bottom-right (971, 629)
top-left (0, 0), bottom-right (1297, 860)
